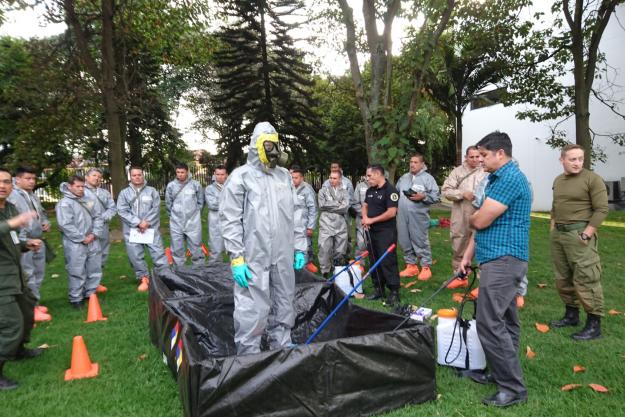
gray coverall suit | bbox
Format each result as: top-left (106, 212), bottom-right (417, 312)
top-left (205, 181), bottom-right (225, 262)
top-left (396, 167), bottom-right (440, 267)
top-left (84, 184), bottom-right (117, 268)
top-left (220, 122), bottom-right (307, 355)
top-left (351, 178), bottom-right (368, 257)
top-left (317, 184), bottom-right (349, 274)
top-left (165, 176), bottom-right (204, 266)
top-left (323, 175), bottom-right (353, 256)
top-left (294, 181), bottom-right (317, 264)
top-left (7, 187), bottom-right (49, 301)
top-left (55, 183), bottom-right (104, 303)
top-left (117, 183), bottom-right (168, 280)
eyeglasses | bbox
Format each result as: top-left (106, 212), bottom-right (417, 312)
top-left (0, 180), bottom-right (12, 185)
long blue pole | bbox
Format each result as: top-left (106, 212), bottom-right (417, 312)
top-left (305, 243), bottom-right (396, 345)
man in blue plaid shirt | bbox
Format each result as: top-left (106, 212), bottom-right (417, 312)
top-left (459, 131), bottom-right (531, 408)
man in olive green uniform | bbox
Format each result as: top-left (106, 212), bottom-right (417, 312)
top-left (0, 168), bottom-right (46, 390)
top-left (550, 144), bottom-right (608, 341)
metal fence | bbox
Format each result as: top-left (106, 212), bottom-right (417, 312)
top-left (34, 166), bottom-right (351, 203)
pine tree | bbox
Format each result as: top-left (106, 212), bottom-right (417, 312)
top-left (212, 0), bottom-right (320, 170)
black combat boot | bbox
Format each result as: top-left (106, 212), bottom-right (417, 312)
top-left (550, 305), bottom-right (580, 328)
top-left (0, 361), bottom-right (18, 391)
top-left (385, 289), bottom-right (400, 307)
top-left (15, 345), bottom-right (44, 361)
top-left (571, 313), bottom-right (602, 341)
top-left (366, 288), bottom-right (385, 301)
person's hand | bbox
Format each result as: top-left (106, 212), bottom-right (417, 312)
top-left (83, 233), bottom-right (95, 245)
top-left (138, 220), bottom-right (150, 232)
top-left (26, 239), bottom-right (42, 251)
top-left (306, 228), bottom-right (313, 237)
top-left (462, 191), bottom-right (474, 201)
top-left (7, 211), bottom-right (37, 229)
top-left (294, 251), bottom-right (306, 270)
top-left (361, 216), bottom-right (373, 227)
top-left (231, 257), bottom-right (252, 288)
top-left (410, 192), bottom-right (425, 201)
top-left (457, 259), bottom-right (472, 276)
top-left (41, 223), bottom-right (51, 232)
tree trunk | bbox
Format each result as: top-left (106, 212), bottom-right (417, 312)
top-left (258, 0), bottom-right (274, 124)
top-left (455, 106), bottom-right (463, 165)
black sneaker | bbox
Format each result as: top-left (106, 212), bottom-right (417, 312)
top-left (70, 301), bottom-right (84, 310)
top-left (366, 290), bottom-right (385, 301)
top-left (0, 376), bottom-right (18, 391)
top-left (15, 347), bottom-right (44, 361)
top-left (384, 290), bottom-right (401, 307)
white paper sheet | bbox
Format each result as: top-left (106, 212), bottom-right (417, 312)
top-left (129, 228), bottom-right (155, 244)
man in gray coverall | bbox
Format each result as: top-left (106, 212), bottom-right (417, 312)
top-left (165, 163), bottom-right (204, 266)
top-left (117, 167), bottom-right (168, 292)
top-left (84, 168), bottom-right (117, 287)
top-left (220, 122), bottom-right (307, 355)
top-left (8, 167), bottom-right (51, 321)
top-left (291, 166), bottom-right (317, 272)
top-left (318, 171), bottom-right (349, 278)
top-left (205, 165), bottom-right (228, 262)
top-left (55, 175), bottom-right (104, 308)
top-left (396, 153), bottom-right (440, 281)
top-left (351, 175), bottom-right (368, 258)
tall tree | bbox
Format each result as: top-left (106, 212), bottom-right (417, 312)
top-left (327, 0), bottom-right (455, 178)
top-left (205, 0), bottom-right (320, 171)
top-left (422, 0), bottom-right (533, 164)
top-left (506, 0), bottom-right (625, 167)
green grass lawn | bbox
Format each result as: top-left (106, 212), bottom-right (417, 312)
top-left (3, 207), bottom-right (624, 417)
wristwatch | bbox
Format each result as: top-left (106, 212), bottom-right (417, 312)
top-left (580, 232), bottom-right (591, 241)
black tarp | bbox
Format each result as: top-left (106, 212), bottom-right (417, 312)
top-left (149, 264), bottom-right (436, 417)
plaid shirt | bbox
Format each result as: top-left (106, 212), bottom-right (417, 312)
top-left (475, 160), bottom-right (531, 264)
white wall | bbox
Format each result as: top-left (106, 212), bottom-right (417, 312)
top-left (463, 5), bottom-right (625, 211)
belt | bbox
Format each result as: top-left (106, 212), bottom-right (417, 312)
top-left (555, 222), bottom-right (587, 232)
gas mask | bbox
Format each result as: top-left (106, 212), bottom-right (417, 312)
top-left (256, 133), bottom-right (289, 168)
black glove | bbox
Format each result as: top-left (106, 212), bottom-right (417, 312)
top-left (403, 189), bottom-right (416, 198)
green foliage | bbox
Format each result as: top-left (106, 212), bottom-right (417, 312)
top-left (310, 75), bottom-right (368, 176)
top-left (0, 35), bottom-right (100, 174)
top-left (195, 0), bottom-right (322, 171)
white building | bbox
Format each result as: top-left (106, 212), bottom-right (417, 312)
top-left (463, 5), bottom-right (625, 211)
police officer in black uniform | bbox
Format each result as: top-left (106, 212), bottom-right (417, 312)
top-left (362, 164), bottom-right (401, 306)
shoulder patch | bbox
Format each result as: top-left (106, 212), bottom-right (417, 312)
top-left (390, 193), bottom-right (399, 202)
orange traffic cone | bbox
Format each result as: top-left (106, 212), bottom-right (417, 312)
top-left (96, 284), bottom-right (108, 293)
top-left (64, 336), bottom-right (99, 381)
top-left (165, 247), bottom-right (174, 265)
top-left (85, 294), bottom-right (107, 323)
top-left (186, 249), bottom-right (191, 257)
top-left (201, 243), bottom-right (210, 257)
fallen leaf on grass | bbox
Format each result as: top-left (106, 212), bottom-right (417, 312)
top-left (137, 353), bottom-right (147, 361)
top-left (404, 280), bottom-right (418, 289)
top-left (119, 275), bottom-right (127, 279)
top-left (608, 309), bottom-right (622, 315)
top-left (535, 323), bottom-right (550, 333)
top-left (399, 283), bottom-right (405, 287)
top-left (430, 314), bottom-right (438, 320)
top-left (432, 259), bottom-right (438, 265)
top-left (410, 288), bottom-right (422, 293)
top-left (588, 384), bottom-right (608, 393)
top-left (452, 293), bottom-right (464, 303)
top-left (536, 283), bottom-right (547, 288)
top-left (526, 345), bottom-right (536, 359)
top-left (561, 384), bottom-right (582, 391)
top-left (51, 274), bottom-right (59, 278)
top-left (37, 343), bottom-right (50, 349)
top-left (573, 365), bottom-right (586, 373)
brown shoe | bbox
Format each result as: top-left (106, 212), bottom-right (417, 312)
top-left (417, 266), bottom-right (432, 281)
top-left (137, 277), bottom-right (149, 292)
top-left (399, 264), bottom-right (419, 278)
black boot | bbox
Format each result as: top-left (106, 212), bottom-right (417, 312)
top-left (385, 289), bottom-right (400, 307)
top-left (550, 306), bottom-right (580, 328)
top-left (15, 346), bottom-right (44, 361)
top-left (366, 288), bottom-right (385, 301)
top-left (0, 361), bottom-right (18, 391)
top-left (571, 313), bottom-right (602, 341)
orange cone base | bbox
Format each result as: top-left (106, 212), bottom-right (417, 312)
top-left (305, 262), bottom-right (319, 273)
top-left (64, 362), bottom-right (99, 381)
top-left (96, 285), bottom-right (108, 293)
